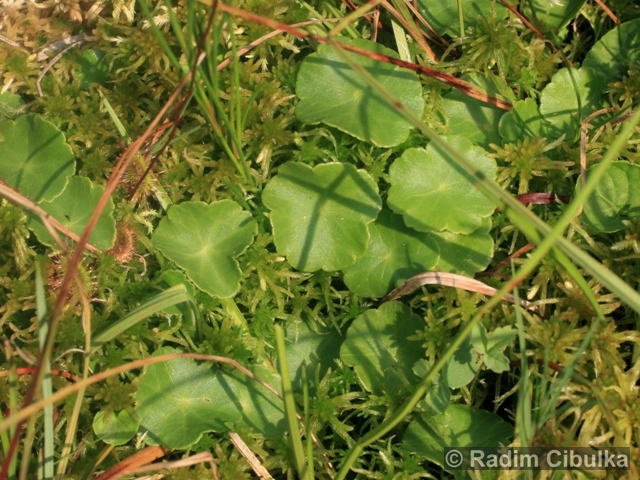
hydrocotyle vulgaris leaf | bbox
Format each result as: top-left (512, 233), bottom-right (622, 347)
top-left (522, 0), bottom-right (586, 33)
top-left (401, 404), bottom-right (513, 468)
top-left (152, 200), bottom-right (257, 298)
top-left (0, 114), bottom-right (75, 202)
top-left (93, 410), bottom-right (138, 446)
top-left (417, 0), bottom-right (508, 37)
top-left (342, 209), bottom-right (439, 297)
top-left (136, 347), bottom-right (242, 450)
top-left (262, 162), bottom-right (382, 272)
top-left (579, 161), bottom-right (640, 233)
top-left (339, 302), bottom-right (424, 396)
top-left (387, 136), bottom-right (497, 234)
top-left (283, 318), bottom-right (343, 394)
top-left (27, 176), bottom-right (116, 250)
top-left (229, 365), bottom-right (287, 439)
top-left (498, 98), bottom-right (554, 143)
top-left (295, 37), bottom-right (424, 147)
top-left (539, 67), bottom-right (608, 143)
top-left (342, 209), bottom-right (493, 298)
top-left (413, 359), bottom-right (451, 416)
top-left (582, 18), bottom-right (640, 82)
top-left (440, 73), bottom-right (513, 149)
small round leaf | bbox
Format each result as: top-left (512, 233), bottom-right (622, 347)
top-left (417, 0), bottom-right (507, 37)
top-left (27, 176), bottom-right (116, 250)
top-left (295, 38), bottom-right (424, 147)
top-left (0, 114), bottom-right (75, 202)
top-left (262, 162), bottom-right (382, 272)
top-left (583, 18), bottom-right (640, 81)
top-left (388, 137), bottom-right (497, 234)
top-left (152, 200), bottom-right (257, 298)
top-left (93, 410), bottom-right (138, 446)
top-left (137, 347), bottom-right (242, 449)
top-left (539, 67), bottom-right (608, 142)
top-left (580, 161), bottom-right (640, 232)
top-left (339, 302), bottom-right (424, 395)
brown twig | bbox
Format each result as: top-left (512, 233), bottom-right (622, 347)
top-left (594, 0), bottom-right (620, 25)
top-left (381, 271), bottom-right (537, 311)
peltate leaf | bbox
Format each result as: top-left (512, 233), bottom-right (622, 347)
top-left (262, 162), bottom-right (382, 272)
top-left (27, 176), bottom-right (116, 250)
top-left (522, 0), bottom-right (586, 33)
top-left (388, 137), bottom-right (497, 234)
top-left (401, 405), bottom-right (513, 469)
top-left (0, 114), bottom-right (75, 202)
top-left (93, 410), bottom-right (138, 446)
top-left (440, 73), bottom-right (512, 149)
top-left (152, 200), bottom-right (257, 298)
top-left (339, 302), bottom-right (424, 395)
top-left (417, 0), bottom-right (507, 37)
top-left (342, 210), bottom-right (493, 298)
top-left (583, 18), bottom-right (640, 81)
top-left (136, 347), bottom-right (242, 450)
top-left (295, 38), bottom-right (424, 147)
top-left (413, 359), bottom-right (451, 416)
top-left (498, 98), bottom-right (554, 143)
top-left (579, 161), bottom-right (640, 232)
top-left (539, 67), bottom-right (608, 142)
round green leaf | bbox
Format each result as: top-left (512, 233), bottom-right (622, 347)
top-left (539, 67), bottom-right (608, 142)
top-left (0, 114), bottom-right (75, 202)
top-left (342, 209), bottom-right (439, 297)
top-left (93, 410), bottom-right (139, 446)
top-left (295, 38), bottom-right (424, 147)
top-left (229, 365), bottom-right (286, 439)
top-left (388, 137), bottom-right (497, 234)
top-left (444, 337), bottom-right (481, 389)
top-left (137, 347), bottom-right (242, 449)
top-left (401, 405), bottom-right (513, 466)
top-left (343, 211), bottom-right (494, 298)
top-left (339, 302), bottom-right (424, 395)
top-left (522, 0), bottom-right (586, 33)
top-left (583, 18), bottom-right (640, 81)
top-left (417, 0), bottom-right (507, 37)
top-left (27, 176), bottom-right (116, 250)
top-left (579, 161), bottom-right (640, 232)
top-left (498, 98), bottom-right (554, 143)
top-left (283, 318), bottom-right (343, 394)
top-left (430, 218), bottom-right (493, 273)
top-left (0, 92), bottom-right (24, 121)
top-left (152, 200), bottom-right (257, 298)
top-left (440, 73), bottom-right (512, 149)
top-left (413, 359), bottom-right (451, 416)
top-left (262, 162), bottom-right (382, 272)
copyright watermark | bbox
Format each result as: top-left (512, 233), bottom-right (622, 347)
top-left (443, 447), bottom-right (630, 470)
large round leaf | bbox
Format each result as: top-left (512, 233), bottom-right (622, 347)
top-left (417, 0), bottom-right (507, 37)
top-left (343, 211), bottom-right (494, 298)
top-left (522, 0), bottom-right (586, 33)
top-left (262, 162), bottom-right (382, 272)
top-left (93, 410), bottom-right (138, 446)
top-left (27, 176), bottom-right (116, 250)
top-left (339, 302), bottom-right (424, 395)
top-left (295, 38), bottom-right (424, 147)
top-left (387, 137), bottom-right (497, 234)
top-left (136, 347), bottom-right (243, 449)
top-left (152, 200), bottom-right (257, 298)
top-left (583, 18), bottom-right (640, 81)
top-left (498, 98), bottom-right (554, 143)
top-left (539, 67), bottom-right (608, 143)
top-left (401, 405), bottom-right (513, 468)
top-left (580, 162), bottom-right (640, 233)
top-left (342, 209), bottom-right (439, 297)
top-left (440, 73), bottom-right (512, 149)
top-left (0, 114), bottom-right (75, 202)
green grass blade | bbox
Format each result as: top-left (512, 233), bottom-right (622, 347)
top-left (275, 325), bottom-right (308, 479)
top-left (36, 266), bottom-right (54, 480)
top-left (90, 284), bottom-right (197, 353)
